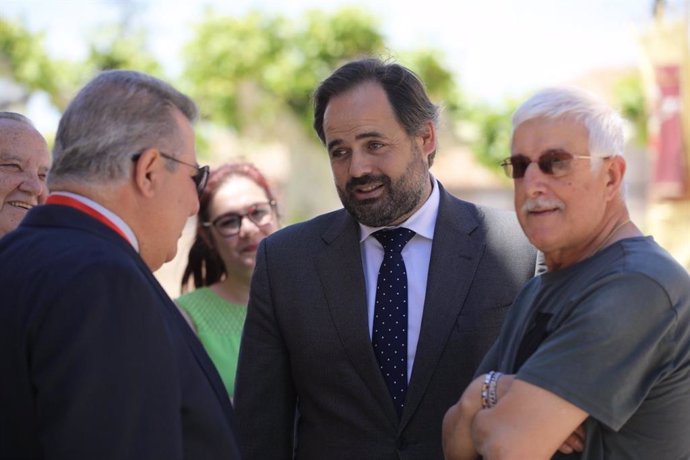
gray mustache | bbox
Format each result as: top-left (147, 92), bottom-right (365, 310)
top-left (522, 198), bottom-right (565, 212)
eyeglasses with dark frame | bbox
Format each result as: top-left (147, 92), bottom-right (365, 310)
top-left (500, 150), bottom-right (610, 179)
top-left (131, 150), bottom-right (209, 196)
top-left (202, 201), bottom-right (277, 237)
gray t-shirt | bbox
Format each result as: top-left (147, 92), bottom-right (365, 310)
top-left (478, 237), bottom-right (690, 459)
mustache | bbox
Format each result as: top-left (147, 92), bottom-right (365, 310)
top-left (346, 174), bottom-right (390, 192)
top-left (522, 197), bottom-right (565, 213)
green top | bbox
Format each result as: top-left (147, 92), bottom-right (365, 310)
top-left (176, 287), bottom-right (247, 397)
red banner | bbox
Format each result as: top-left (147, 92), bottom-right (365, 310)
top-left (650, 65), bottom-right (688, 199)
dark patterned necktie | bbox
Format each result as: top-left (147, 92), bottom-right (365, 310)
top-left (372, 227), bottom-right (416, 417)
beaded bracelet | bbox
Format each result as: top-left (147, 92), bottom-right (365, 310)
top-left (480, 372), bottom-right (492, 409)
top-left (481, 371), bottom-right (504, 409)
top-left (487, 371), bottom-right (503, 408)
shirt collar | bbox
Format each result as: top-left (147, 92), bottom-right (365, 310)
top-left (49, 191), bottom-right (140, 251)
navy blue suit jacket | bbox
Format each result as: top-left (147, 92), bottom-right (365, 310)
top-left (0, 204), bottom-right (241, 459)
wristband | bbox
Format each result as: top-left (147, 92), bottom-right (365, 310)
top-left (480, 372), bottom-right (492, 409)
top-left (487, 371), bottom-right (503, 408)
top-left (481, 371), bottom-right (503, 409)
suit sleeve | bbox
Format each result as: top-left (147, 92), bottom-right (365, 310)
top-left (30, 261), bottom-right (183, 460)
top-left (235, 240), bottom-right (297, 459)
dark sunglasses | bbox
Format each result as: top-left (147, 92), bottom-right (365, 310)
top-left (500, 151), bottom-right (607, 179)
top-left (131, 151), bottom-right (209, 196)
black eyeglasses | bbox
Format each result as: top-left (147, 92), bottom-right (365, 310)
top-left (202, 201), bottom-right (277, 237)
top-left (131, 151), bottom-right (209, 195)
top-left (500, 151), bottom-right (608, 179)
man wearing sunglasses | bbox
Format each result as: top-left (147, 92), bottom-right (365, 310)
top-left (443, 87), bottom-right (690, 459)
top-left (0, 70), bottom-right (240, 459)
top-left (235, 58), bottom-right (539, 459)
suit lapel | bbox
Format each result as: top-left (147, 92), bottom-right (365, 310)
top-left (401, 187), bottom-right (484, 428)
top-left (315, 211), bottom-right (399, 423)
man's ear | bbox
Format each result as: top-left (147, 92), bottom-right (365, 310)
top-left (417, 121), bottom-right (437, 160)
top-left (132, 148), bottom-right (160, 198)
top-left (605, 155), bottom-right (626, 201)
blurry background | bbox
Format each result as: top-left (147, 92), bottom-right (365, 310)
top-left (3, 0), bottom-right (689, 295)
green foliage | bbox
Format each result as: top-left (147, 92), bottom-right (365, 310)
top-left (466, 100), bottom-right (519, 174)
top-left (0, 17), bottom-right (62, 107)
top-left (398, 49), bottom-right (464, 119)
top-left (284, 8), bottom-right (386, 128)
top-left (613, 72), bottom-right (648, 146)
top-left (4, 6), bottom-right (465, 166)
top-left (182, 11), bottom-right (290, 131)
top-left (86, 28), bottom-right (163, 76)
top-left (182, 8), bottom-right (464, 139)
top-left (2, 13), bottom-right (165, 112)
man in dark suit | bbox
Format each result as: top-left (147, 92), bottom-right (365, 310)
top-left (0, 70), bottom-right (241, 459)
top-left (234, 58), bottom-right (537, 459)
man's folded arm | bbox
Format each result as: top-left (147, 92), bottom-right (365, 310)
top-left (471, 377), bottom-right (588, 459)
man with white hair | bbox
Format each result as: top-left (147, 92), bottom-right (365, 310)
top-left (442, 87), bottom-right (690, 459)
top-left (0, 111), bottom-right (50, 237)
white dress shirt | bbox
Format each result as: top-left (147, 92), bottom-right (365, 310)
top-left (50, 191), bottom-right (140, 251)
top-left (359, 177), bottom-right (440, 382)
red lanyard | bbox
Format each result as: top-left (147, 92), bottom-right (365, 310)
top-left (46, 195), bottom-right (130, 243)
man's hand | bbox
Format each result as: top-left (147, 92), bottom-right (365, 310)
top-left (558, 424), bottom-right (585, 454)
top-left (442, 375), bottom-right (484, 460)
top-left (443, 374), bottom-right (517, 460)
top-left (470, 379), bottom-right (589, 458)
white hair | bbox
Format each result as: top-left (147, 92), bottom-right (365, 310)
top-left (512, 86), bottom-right (625, 160)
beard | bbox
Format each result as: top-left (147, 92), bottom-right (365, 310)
top-left (336, 144), bottom-right (430, 227)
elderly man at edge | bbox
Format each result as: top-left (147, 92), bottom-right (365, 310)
top-left (0, 111), bottom-right (50, 237)
top-left (442, 87), bottom-right (690, 459)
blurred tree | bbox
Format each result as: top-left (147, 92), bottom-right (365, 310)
top-left (0, 17), bottom-right (76, 110)
top-left (282, 8), bottom-right (386, 132)
top-left (612, 72), bottom-right (648, 146)
top-left (399, 49), bottom-right (465, 119)
top-left (466, 100), bottom-right (519, 175)
top-left (85, 0), bottom-right (163, 77)
top-left (86, 29), bottom-right (162, 75)
top-left (182, 7), bottom-right (462, 139)
top-left (1, 0), bottom-right (163, 115)
top-left (183, 10), bottom-right (293, 134)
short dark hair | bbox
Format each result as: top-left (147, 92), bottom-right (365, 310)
top-left (313, 57), bottom-right (440, 164)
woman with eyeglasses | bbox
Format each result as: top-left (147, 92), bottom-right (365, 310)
top-left (177, 161), bottom-right (279, 397)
